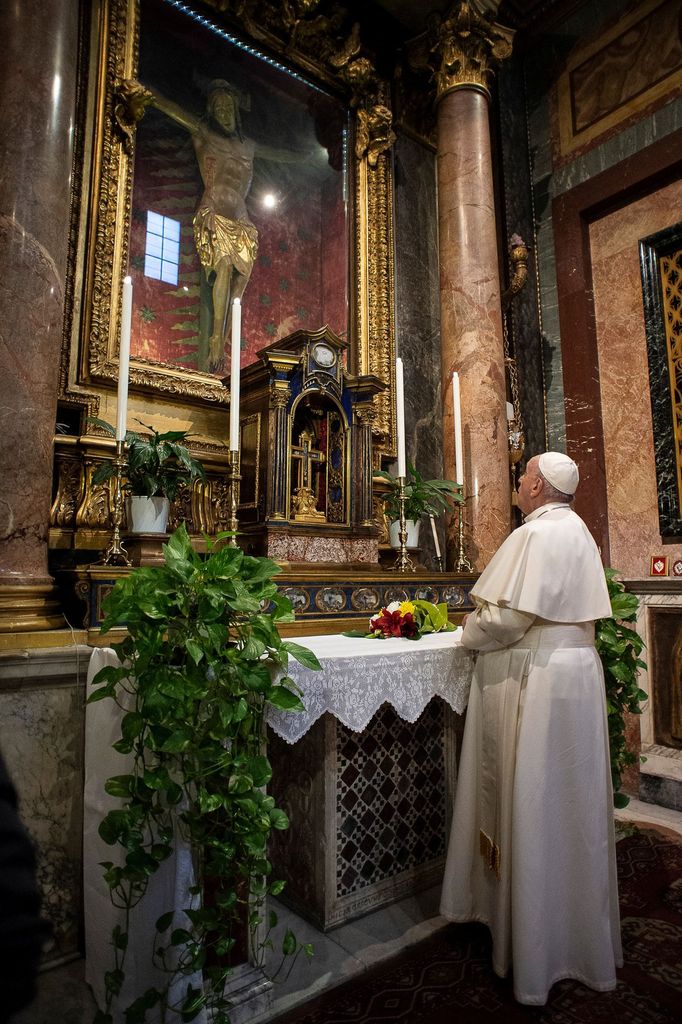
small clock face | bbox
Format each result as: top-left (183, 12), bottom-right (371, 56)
top-left (312, 343), bottom-right (336, 368)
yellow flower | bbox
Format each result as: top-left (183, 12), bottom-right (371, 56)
top-left (399, 601), bottom-right (416, 616)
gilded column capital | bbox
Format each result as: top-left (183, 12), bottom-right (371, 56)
top-left (432, 1), bottom-right (514, 103)
top-left (269, 384), bottom-right (290, 410)
top-left (354, 402), bottom-right (378, 427)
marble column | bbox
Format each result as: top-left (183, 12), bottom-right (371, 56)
top-left (433, 3), bottom-right (514, 570)
top-left (0, 0), bottom-right (79, 629)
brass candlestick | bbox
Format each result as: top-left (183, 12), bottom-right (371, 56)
top-left (393, 476), bottom-right (415, 574)
top-left (101, 439), bottom-right (131, 566)
top-left (227, 448), bottom-right (241, 546)
top-left (454, 491), bottom-right (472, 573)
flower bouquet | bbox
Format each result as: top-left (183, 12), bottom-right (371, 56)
top-left (344, 600), bottom-right (456, 641)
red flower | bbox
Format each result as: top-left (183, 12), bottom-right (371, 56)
top-left (400, 612), bottom-right (419, 638)
top-left (370, 609), bottom-right (419, 639)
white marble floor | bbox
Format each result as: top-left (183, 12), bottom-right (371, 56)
top-left (14, 798), bottom-right (682, 1024)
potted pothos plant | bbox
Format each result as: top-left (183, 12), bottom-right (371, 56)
top-left (88, 524), bottom-right (320, 1023)
top-left (375, 463), bottom-right (462, 549)
top-left (596, 569), bottom-right (648, 808)
top-left (90, 419), bottom-right (206, 533)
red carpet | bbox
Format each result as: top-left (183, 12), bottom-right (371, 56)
top-left (272, 827), bottom-right (682, 1023)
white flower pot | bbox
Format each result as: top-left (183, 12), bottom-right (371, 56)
top-left (389, 519), bottom-right (421, 550)
top-left (127, 495), bottom-right (170, 534)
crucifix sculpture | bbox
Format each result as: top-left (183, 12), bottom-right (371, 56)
top-left (291, 429), bottom-right (326, 522)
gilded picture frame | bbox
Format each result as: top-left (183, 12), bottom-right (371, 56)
top-left (77, 0), bottom-right (397, 455)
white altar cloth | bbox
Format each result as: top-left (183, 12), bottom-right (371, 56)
top-left (270, 628), bottom-right (474, 743)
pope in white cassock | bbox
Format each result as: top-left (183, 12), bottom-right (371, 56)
top-left (440, 452), bottom-right (622, 1005)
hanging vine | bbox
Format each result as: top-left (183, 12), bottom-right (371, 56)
top-left (89, 525), bottom-right (319, 1023)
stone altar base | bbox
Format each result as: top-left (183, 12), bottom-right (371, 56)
top-left (267, 699), bottom-right (461, 931)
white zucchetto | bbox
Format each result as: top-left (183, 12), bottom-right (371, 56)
top-left (538, 451), bottom-right (579, 495)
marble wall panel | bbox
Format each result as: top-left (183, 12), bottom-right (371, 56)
top-left (590, 179), bottom-right (682, 577)
top-left (393, 135), bottom-right (443, 570)
top-left (0, 649), bottom-right (88, 965)
top-left (519, 0), bottom-right (682, 455)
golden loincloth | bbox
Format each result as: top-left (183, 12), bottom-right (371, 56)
top-left (193, 208), bottom-right (258, 277)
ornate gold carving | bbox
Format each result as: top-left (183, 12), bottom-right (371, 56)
top-left (354, 403), bottom-right (377, 428)
top-left (76, 464), bottom-right (112, 529)
top-left (113, 78), bottom-right (153, 155)
top-left (355, 105), bottom-right (396, 168)
top-left (355, 149), bottom-right (396, 459)
top-left (50, 454), bottom-right (85, 528)
top-left (501, 234), bottom-right (530, 310)
top-left (432, 1), bottom-right (514, 102)
top-left (169, 483), bottom-right (193, 535)
top-left (270, 385), bottom-right (291, 410)
top-left (291, 486), bottom-right (325, 522)
top-left (372, 494), bottom-right (389, 545)
top-left (83, 3), bottom-right (231, 405)
top-left (211, 477), bottom-right (232, 533)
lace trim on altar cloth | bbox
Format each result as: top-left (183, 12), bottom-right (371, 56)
top-left (266, 634), bottom-right (474, 744)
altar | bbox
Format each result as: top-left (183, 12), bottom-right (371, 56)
top-left (84, 632), bottom-right (474, 1016)
top-left (267, 630), bottom-right (473, 930)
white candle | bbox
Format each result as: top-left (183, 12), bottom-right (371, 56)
top-left (429, 515), bottom-right (441, 560)
top-left (116, 276), bottom-right (133, 442)
top-left (229, 298), bottom-right (241, 452)
top-left (395, 356), bottom-right (407, 478)
top-left (452, 372), bottom-right (464, 486)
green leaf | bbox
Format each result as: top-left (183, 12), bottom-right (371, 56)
top-left (243, 635), bottom-right (267, 661)
top-left (156, 911), bottom-right (174, 932)
top-left (248, 755), bottom-right (273, 788)
top-left (98, 809), bottom-right (132, 846)
top-left (281, 641), bottom-right (322, 671)
top-left (282, 929), bottom-right (297, 956)
top-left (170, 927), bottom-right (192, 946)
top-left (120, 711), bottom-right (144, 743)
top-left (104, 774), bottom-right (135, 799)
top-left (185, 639), bottom-right (204, 666)
top-left (124, 988), bottom-right (161, 1023)
top-left (613, 791), bottom-right (630, 808)
top-left (105, 968), bottom-right (125, 996)
top-left (270, 592), bottom-right (295, 622)
top-left (180, 986), bottom-right (206, 1021)
top-left (160, 729), bottom-right (193, 753)
top-left (87, 684), bottom-right (116, 703)
top-left (267, 685), bottom-right (305, 712)
top-left (269, 807), bottom-right (290, 830)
